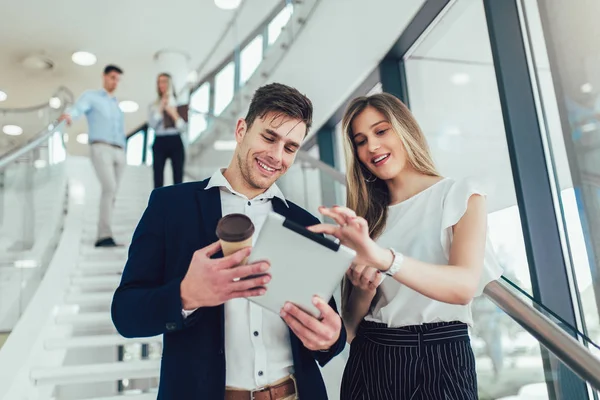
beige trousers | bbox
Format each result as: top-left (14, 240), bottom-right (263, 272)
top-left (90, 143), bottom-right (126, 239)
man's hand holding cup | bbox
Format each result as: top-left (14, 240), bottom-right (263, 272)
top-left (180, 214), bottom-right (269, 310)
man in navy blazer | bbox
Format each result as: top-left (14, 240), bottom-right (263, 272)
top-left (111, 83), bottom-right (346, 399)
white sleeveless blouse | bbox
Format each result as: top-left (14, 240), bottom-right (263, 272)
top-left (364, 178), bottom-right (503, 327)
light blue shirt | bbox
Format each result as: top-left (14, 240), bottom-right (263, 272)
top-left (68, 89), bottom-right (126, 148)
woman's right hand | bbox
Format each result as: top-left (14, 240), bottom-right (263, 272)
top-left (160, 96), bottom-right (168, 111)
top-left (347, 264), bottom-right (384, 294)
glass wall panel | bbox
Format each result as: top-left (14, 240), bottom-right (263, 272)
top-left (240, 35), bottom-right (263, 85)
top-left (404, 0), bottom-right (540, 397)
top-left (268, 3), bottom-right (294, 45)
top-left (214, 62), bottom-right (235, 116)
top-left (189, 82), bottom-right (210, 143)
top-left (519, 0), bottom-right (600, 348)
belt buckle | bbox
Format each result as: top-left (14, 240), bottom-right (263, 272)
top-left (250, 386), bottom-right (266, 400)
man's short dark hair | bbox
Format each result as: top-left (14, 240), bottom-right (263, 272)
top-left (104, 65), bottom-right (123, 75)
top-left (245, 83), bottom-right (313, 135)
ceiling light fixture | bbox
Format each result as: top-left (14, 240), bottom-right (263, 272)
top-left (71, 51), bottom-right (97, 66)
top-left (49, 97), bottom-right (62, 109)
top-left (215, 0), bottom-right (242, 10)
top-left (214, 140), bottom-right (237, 151)
top-left (581, 83), bottom-right (593, 93)
top-left (76, 133), bottom-right (89, 144)
top-left (0, 90), bottom-right (7, 102)
top-left (451, 73), bottom-right (470, 85)
top-left (3, 125), bottom-right (23, 136)
top-left (14, 259), bottom-right (39, 269)
top-left (119, 100), bottom-right (139, 113)
top-left (34, 160), bottom-right (47, 169)
top-left (445, 127), bottom-right (461, 136)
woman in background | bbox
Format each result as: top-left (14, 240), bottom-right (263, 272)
top-left (148, 73), bottom-right (186, 188)
top-left (309, 93), bottom-right (502, 399)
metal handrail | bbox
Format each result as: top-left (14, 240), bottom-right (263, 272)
top-left (0, 121), bottom-right (66, 171)
top-left (485, 280), bottom-right (600, 390)
top-left (0, 86), bottom-right (74, 114)
top-left (296, 149), bottom-right (600, 391)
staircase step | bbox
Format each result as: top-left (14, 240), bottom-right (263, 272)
top-left (86, 394), bottom-right (157, 400)
top-left (31, 360), bottom-right (160, 386)
top-left (45, 334), bottom-right (161, 350)
top-left (55, 312), bottom-right (112, 328)
top-left (71, 275), bottom-right (121, 290)
top-left (65, 292), bottom-right (113, 306)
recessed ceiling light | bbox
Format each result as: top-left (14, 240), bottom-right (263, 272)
top-left (215, 0), bottom-right (242, 10)
top-left (34, 160), bottom-right (47, 169)
top-left (71, 51), bottom-right (97, 66)
top-left (581, 123), bottom-right (597, 133)
top-left (76, 133), bottom-right (89, 144)
top-left (49, 97), bottom-right (62, 109)
top-left (3, 125), bottom-right (23, 136)
top-left (581, 83), bottom-right (593, 93)
top-left (14, 259), bottom-right (38, 269)
top-left (214, 140), bottom-right (237, 151)
top-left (451, 73), bottom-right (470, 85)
top-left (119, 100), bottom-right (139, 113)
top-left (187, 70), bottom-right (198, 84)
top-left (0, 90), bottom-right (7, 102)
top-left (445, 127), bottom-right (461, 136)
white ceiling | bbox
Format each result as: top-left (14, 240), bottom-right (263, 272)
top-left (0, 0), bottom-right (280, 152)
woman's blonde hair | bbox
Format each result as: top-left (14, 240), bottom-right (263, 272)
top-left (340, 93), bottom-right (440, 314)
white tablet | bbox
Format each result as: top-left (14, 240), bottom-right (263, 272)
top-left (246, 212), bottom-right (356, 318)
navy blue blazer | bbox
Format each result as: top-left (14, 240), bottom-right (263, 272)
top-left (111, 179), bottom-right (346, 399)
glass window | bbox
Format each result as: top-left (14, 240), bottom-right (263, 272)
top-left (214, 62), bottom-right (235, 116)
top-left (48, 131), bottom-right (66, 165)
top-left (145, 128), bottom-right (155, 166)
top-left (404, 0), bottom-right (538, 396)
top-left (268, 3), bottom-right (294, 45)
top-left (189, 82), bottom-right (210, 143)
top-left (240, 35), bottom-right (263, 85)
top-left (126, 131), bottom-right (144, 166)
top-left (520, 0), bottom-right (600, 345)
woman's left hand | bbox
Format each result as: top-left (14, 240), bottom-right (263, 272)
top-left (309, 206), bottom-right (386, 268)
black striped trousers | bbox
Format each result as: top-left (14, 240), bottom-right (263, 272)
top-left (341, 321), bottom-right (478, 400)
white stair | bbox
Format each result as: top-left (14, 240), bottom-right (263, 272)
top-left (31, 360), bottom-right (160, 386)
top-left (65, 292), bottom-right (114, 306)
top-left (70, 276), bottom-right (121, 291)
top-left (87, 394), bottom-right (157, 400)
top-left (0, 160), bottom-right (159, 400)
top-left (45, 335), bottom-right (161, 351)
top-left (55, 312), bottom-right (113, 328)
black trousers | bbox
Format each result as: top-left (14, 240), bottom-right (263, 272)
top-left (341, 321), bottom-right (478, 400)
top-left (152, 135), bottom-right (184, 188)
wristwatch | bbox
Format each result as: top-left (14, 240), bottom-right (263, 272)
top-left (385, 248), bottom-right (405, 277)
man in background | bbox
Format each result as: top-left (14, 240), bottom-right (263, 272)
top-left (60, 65), bottom-right (126, 248)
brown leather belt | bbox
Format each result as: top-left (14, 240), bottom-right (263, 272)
top-left (225, 376), bottom-right (296, 400)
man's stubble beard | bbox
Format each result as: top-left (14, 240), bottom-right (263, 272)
top-left (237, 151), bottom-right (265, 190)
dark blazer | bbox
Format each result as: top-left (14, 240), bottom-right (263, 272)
top-left (111, 179), bottom-right (346, 399)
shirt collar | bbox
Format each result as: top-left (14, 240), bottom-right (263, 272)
top-left (205, 169), bottom-right (288, 207)
top-left (100, 89), bottom-right (117, 100)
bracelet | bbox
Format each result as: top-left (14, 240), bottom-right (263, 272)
top-left (385, 248), bottom-right (405, 277)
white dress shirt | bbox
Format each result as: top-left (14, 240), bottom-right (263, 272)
top-left (185, 169), bottom-right (294, 390)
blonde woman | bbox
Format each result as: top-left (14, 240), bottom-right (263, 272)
top-left (148, 73), bottom-right (186, 188)
top-left (309, 93), bottom-right (502, 399)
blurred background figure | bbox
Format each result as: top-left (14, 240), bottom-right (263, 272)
top-left (59, 64), bottom-right (126, 248)
top-left (148, 73), bottom-right (186, 188)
